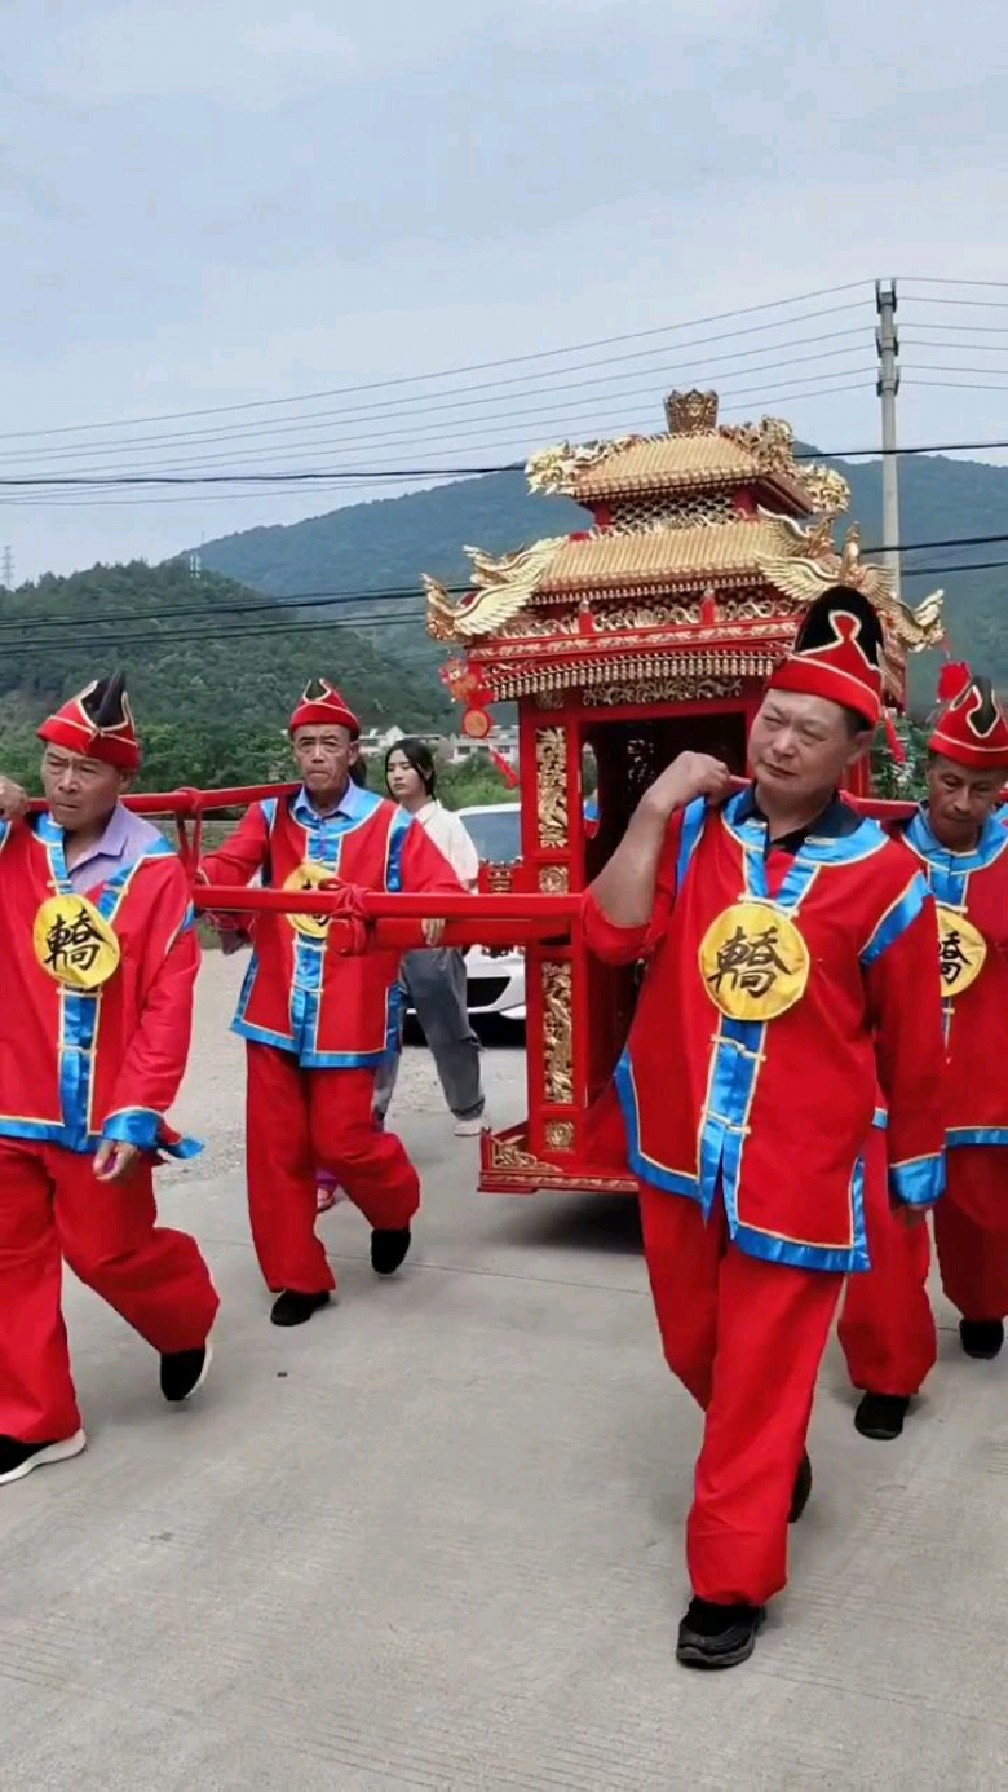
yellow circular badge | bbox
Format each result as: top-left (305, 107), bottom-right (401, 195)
top-left (282, 861), bottom-right (333, 940)
top-left (33, 895), bottom-right (121, 991)
top-left (699, 901), bottom-right (810, 1022)
top-left (936, 905), bottom-right (987, 999)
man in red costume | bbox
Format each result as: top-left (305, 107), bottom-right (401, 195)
top-left (583, 587), bottom-right (946, 1669)
top-left (839, 670), bottom-right (1008, 1439)
top-left (199, 680), bottom-right (461, 1327)
top-left (0, 675), bottom-right (219, 1486)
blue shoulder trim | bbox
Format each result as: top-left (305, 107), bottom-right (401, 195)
top-left (386, 806), bottom-right (412, 893)
top-left (140, 834), bottom-right (175, 861)
top-left (908, 808), bottom-right (1008, 877)
top-left (861, 872), bottom-right (930, 967)
top-left (675, 797), bottom-right (708, 893)
top-left (890, 1151), bottom-right (945, 1208)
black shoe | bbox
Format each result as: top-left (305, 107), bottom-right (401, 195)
top-left (854, 1391), bottom-right (910, 1441)
top-left (960, 1319), bottom-right (1004, 1360)
top-left (371, 1226), bottom-right (412, 1276)
top-left (676, 1597), bottom-right (765, 1669)
top-left (789, 1451), bottom-right (812, 1524)
top-left (270, 1290), bottom-right (331, 1328)
top-left (160, 1342), bottom-right (212, 1403)
top-left (0, 1430), bottom-right (87, 1487)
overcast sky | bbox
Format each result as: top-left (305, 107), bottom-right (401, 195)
top-left (2, 0), bottom-right (1006, 580)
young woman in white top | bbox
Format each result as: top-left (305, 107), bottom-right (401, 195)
top-left (376, 739), bottom-right (486, 1135)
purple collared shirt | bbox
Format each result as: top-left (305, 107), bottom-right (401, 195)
top-left (64, 804), bottom-right (163, 895)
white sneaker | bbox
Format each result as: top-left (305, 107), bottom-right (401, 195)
top-left (0, 1429), bottom-right (87, 1487)
top-left (454, 1116), bottom-right (483, 1138)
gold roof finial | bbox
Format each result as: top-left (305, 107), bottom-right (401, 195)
top-left (665, 389), bottom-right (718, 436)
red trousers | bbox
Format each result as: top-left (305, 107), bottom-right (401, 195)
top-left (934, 1147), bottom-right (1008, 1322)
top-left (640, 1185), bottom-right (842, 1608)
top-left (0, 1140), bottom-right (219, 1446)
top-left (838, 1129), bottom-right (937, 1398)
top-left (839, 1147), bottom-right (1008, 1392)
top-left (245, 1043), bottom-right (421, 1295)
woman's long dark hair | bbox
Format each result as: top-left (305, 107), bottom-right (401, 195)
top-left (385, 737), bottom-right (437, 797)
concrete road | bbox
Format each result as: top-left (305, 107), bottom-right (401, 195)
top-left (3, 956), bottom-right (1007, 1790)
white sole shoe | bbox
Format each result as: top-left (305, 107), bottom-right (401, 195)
top-left (186, 1339), bottom-right (213, 1400)
top-left (0, 1429), bottom-right (87, 1487)
top-left (454, 1118), bottom-right (483, 1137)
top-left (160, 1339), bottom-right (214, 1405)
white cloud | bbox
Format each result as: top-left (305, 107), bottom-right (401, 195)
top-left (2, 0), bottom-right (1007, 577)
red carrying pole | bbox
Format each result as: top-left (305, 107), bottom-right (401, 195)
top-left (26, 781), bottom-right (300, 818)
top-left (191, 884), bottom-right (579, 952)
top-left (191, 886), bottom-right (581, 922)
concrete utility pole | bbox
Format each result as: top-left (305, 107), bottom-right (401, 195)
top-left (875, 278), bottom-right (901, 600)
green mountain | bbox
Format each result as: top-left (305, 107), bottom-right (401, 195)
top-left (197, 451), bottom-right (1008, 700)
top-left (2, 444), bottom-right (1003, 797)
top-left (197, 472), bottom-right (587, 691)
top-left (0, 560), bottom-right (454, 792)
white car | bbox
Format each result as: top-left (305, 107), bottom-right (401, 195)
top-left (456, 802), bottom-right (526, 1023)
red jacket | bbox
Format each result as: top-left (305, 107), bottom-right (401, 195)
top-left (584, 790), bottom-right (947, 1274)
top-left (200, 784), bottom-right (461, 1068)
top-left (0, 812), bottom-right (199, 1156)
top-left (902, 808), bottom-right (1008, 1148)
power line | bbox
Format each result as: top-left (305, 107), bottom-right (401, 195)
top-left (901, 337), bottom-right (1008, 353)
top-left (11, 414), bottom-right (1008, 492)
top-left (898, 321), bottom-right (1008, 336)
top-left (906, 363), bottom-right (1008, 378)
top-left (3, 528), bottom-right (1008, 656)
top-left (0, 283), bottom-right (873, 444)
top-left (6, 520), bottom-right (1008, 634)
top-left (904, 377), bottom-right (1008, 393)
top-left (896, 295), bottom-right (1008, 310)
top-left (4, 555), bottom-right (1002, 662)
top-left (0, 378), bottom-right (879, 506)
top-left (900, 277), bottom-right (1008, 289)
top-left (2, 367), bottom-right (876, 485)
top-left (0, 356), bottom-right (874, 485)
top-left (0, 318), bottom-right (873, 469)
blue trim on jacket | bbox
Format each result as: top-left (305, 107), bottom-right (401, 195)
top-left (615, 789), bottom-right (898, 1273)
top-left (890, 1153), bottom-right (946, 1209)
top-left (947, 1126), bottom-right (1008, 1150)
top-left (0, 815), bottom-right (197, 1156)
top-left (232, 784), bottom-right (405, 1069)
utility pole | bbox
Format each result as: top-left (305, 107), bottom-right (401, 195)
top-left (875, 278), bottom-right (901, 600)
top-left (1, 545), bottom-right (12, 590)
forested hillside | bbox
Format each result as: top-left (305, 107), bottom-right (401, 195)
top-left (0, 560), bottom-right (454, 791)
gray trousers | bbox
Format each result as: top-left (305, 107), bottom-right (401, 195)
top-left (374, 948), bottom-right (485, 1122)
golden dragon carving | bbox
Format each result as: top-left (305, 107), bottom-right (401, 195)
top-left (424, 537), bottom-right (569, 640)
top-left (526, 437), bottom-right (641, 497)
top-left (756, 523), bottom-right (944, 653)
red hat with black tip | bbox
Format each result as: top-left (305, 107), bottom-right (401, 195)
top-left (37, 672), bottom-right (141, 770)
top-left (928, 667), bottom-right (1008, 772)
top-left (767, 585), bottom-right (884, 727)
top-left (288, 678), bottom-right (360, 739)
